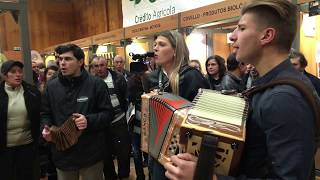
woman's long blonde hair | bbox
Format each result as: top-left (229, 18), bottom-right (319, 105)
top-left (155, 30), bottom-right (190, 95)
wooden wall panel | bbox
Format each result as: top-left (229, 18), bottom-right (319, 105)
top-left (72, 0), bottom-right (108, 39)
top-left (28, 0), bottom-right (74, 50)
top-left (0, 0), bottom-right (74, 51)
top-left (0, 0), bottom-right (123, 52)
top-left (45, 10), bottom-right (74, 46)
top-left (106, 0), bottom-right (123, 31)
top-left (0, 12), bottom-right (20, 52)
top-left (0, 14), bottom-right (8, 51)
top-left (4, 50), bottom-right (22, 61)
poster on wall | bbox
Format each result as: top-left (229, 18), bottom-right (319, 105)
top-left (302, 14), bottom-right (316, 37)
top-left (122, 0), bottom-right (224, 27)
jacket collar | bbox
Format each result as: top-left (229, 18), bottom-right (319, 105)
top-left (253, 59), bottom-right (293, 86)
top-left (58, 68), bottom-right (88, 87)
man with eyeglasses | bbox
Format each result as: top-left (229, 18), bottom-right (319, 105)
top-left (41, 44), bottom-right (114, 180)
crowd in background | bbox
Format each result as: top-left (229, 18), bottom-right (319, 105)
top-left (0, 39), bottom-right (319, 180)
top-left (0, 2), bottom-right (320, 178)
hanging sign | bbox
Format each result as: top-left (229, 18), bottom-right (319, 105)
top-left (92, 29), bottom-right (124, 45)
top-left (43, 46), bottom-right (56, 54)
top-left (122, 0), bottom-right (224, 27)
top-left (125, 14), bottom-right (178, 38)
top-left (70, 37), bottom-right (92, 48)
top-left (181, 0), bottom-right (248, 27)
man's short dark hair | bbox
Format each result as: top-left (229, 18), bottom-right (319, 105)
top-left (55, 44), bottom-right (84, 61)
top-left (227, 53), bottom-right (239, 71)
top-left (241, 0), bottom-right (297, 52)
top-left (290, 51), bottom-right (307, 68)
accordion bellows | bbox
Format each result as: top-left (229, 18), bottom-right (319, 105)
top-left (141, 92), bottom-right (191, 163)
top-left (50, 116), bottom-right (82, 151)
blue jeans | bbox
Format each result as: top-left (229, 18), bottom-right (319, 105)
top-left (132, 132), bottom-right (146, 180)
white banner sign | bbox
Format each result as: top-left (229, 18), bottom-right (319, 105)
top-left (122, 0), bottom-right (224, 27)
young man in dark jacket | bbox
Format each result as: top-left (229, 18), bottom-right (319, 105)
top-left (92, 56), bottom-right (131, 180)
top-left (41, 44), bottom-right (114, 180)
top-left (164, 0), bottom-right (317, 179)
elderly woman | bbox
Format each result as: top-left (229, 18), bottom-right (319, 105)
top-left (0, 60), bottom-right (41, 180)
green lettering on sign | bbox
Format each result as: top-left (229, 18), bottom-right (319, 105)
top-left (130, 0), bottom-right (141, 5)
top-left (130, 0), bottom-right (156, 5)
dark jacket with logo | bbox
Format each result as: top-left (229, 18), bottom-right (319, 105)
top-left (41, 69), bottom-right (114, 170)
top-left (0, 81), bottom-right (41, 150)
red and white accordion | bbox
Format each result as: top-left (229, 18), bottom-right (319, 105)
top-left (141, 89), bottom-right (249, 176)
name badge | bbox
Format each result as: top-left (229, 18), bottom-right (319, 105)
top-left (110, 94), bottom-right (120, 107)
top-left (77, 96), bottom-right (89, 103)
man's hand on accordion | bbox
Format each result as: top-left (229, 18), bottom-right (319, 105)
top-left (73, 113), bottom-right (87, 130)
top-left (42, 125), bottom-right (52, 142)
top-left (164, 153), bottom-right (197, 180)
top-left (164, 153), bottom-right (218, 180)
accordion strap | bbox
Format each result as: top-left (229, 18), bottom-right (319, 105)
top-left (193, 134), bottom-right (218, 180)
top-left (242, 77), bottom-right (320, 146)
top-left (158, 69), bottom-right (164, 92)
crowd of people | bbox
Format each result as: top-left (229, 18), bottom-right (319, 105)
top-left (0, 0), bottom-right (319, 180)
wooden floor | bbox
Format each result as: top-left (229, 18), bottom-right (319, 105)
top-left (41, 158), bottom-right (149, 180)
top-left (40, 159), bottom-right (319, 180)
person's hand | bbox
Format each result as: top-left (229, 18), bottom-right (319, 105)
top-left (42, 125), bottom-right (52, 142)
top-left (73, 113), bottom-right (87, 130)
top-left (164, 153), bottom-right (197, 180)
